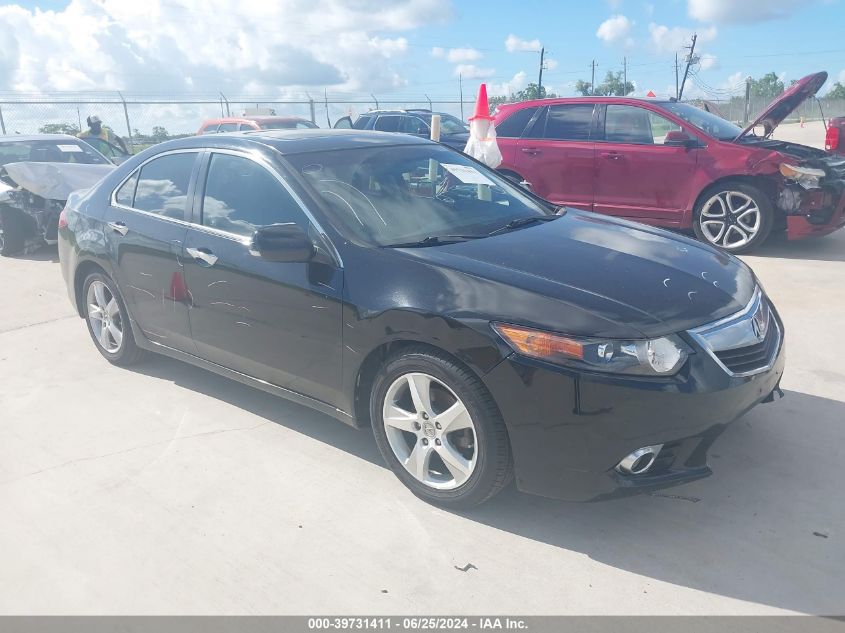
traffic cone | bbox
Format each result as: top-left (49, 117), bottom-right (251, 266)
top-left (468, 83), bottom-right (494, 121)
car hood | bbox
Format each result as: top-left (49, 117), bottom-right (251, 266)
top-left (3, 161), bottom-right (115, 201)
top-left (737, 71), bottom-right (828, 140)
top-left (395, 210), bottom-right (757, 339)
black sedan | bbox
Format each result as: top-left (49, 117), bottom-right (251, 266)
top-left (58, 130), bottom-right (785, 507)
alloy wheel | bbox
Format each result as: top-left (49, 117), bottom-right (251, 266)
top-left (381, 372), bottom-right (478, 490)
top-left (699, 191), bottom-right (762, 250)
top-left (86, 280), bottom-right (123, 354)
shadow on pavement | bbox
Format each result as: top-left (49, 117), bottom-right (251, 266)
top-left (7, 245), bottom-right (60, 263)
top-left (131, 354), bottom-right (844, 614)
top-left (749, 231), bottom-right (845, 263)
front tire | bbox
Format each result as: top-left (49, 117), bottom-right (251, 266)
top-left (693, 182), bottom-right (773, 254)
top-left (370, 347), bottom-right (512, 508)
top-left (82, 272), bottom-right (147, 366)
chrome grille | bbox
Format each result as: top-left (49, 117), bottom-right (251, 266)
top-left (688, 288), bottom-right (782, 377)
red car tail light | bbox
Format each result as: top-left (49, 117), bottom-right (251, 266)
top-left (825, 126), bottom-right (840, 152)
top-left (58, 206), bottom-right (68, 229)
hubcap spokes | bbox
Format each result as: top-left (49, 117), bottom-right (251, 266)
top-left (382, 372), bottom-right (477, 490)
top-left (87, 281), bottom-right (123, 353)
top-left (700, 191), bottom-right (761, 249)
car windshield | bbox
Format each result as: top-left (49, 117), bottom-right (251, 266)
top-left (0, 139), bottom-right (110, 167)
top-left (260, 120), bottom-right (318, 130)
top-left (287, 144), bottom-right (553, 247)
top-left (660, 102), bottom-right (744, 141)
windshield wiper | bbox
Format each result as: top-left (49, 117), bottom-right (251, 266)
top-left (488, 215), bottom-right (558, 236)
top-left (381, 235), bottom-right (483, 248)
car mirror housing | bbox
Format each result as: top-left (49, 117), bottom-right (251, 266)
top-left (664, 130), bottom-right (699, 148)
top-left (252, 223), bottom-right (315, 263)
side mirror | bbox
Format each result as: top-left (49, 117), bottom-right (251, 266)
top-left (333, 116), bottom-right (353, 129)
top-left (252, 223), bottom-right (315, 263)
top-left (664, 130), bottom-right (699, 148)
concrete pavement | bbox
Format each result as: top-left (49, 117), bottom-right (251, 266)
top-left (0, 232), bottom-right (843, 615)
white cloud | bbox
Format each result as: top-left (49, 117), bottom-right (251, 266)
top-left (688, 0), bottom-right (811, 24)
top-left (596, 14), bottom-right (633, 45)
top-left (453, 64), bottom-right (494, 79)
top-left (488, 71), bottom-right (529, 97)
top-left (505, 34), bottom-right (541, 52)
top-left (648, 23), bottom-right (717, 53)
top-left (0, 0), bottom-right (450, 97)
top-left (699, 53), bottom-right (718, 70)
top-left (544, 58), bottom-right (559, 70)
top-left (431, 46), bottom-right (482, 63)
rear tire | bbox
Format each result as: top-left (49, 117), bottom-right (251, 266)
top-left (82, 272), bottom-right (147, 366)
top-left (693, 182), bottom-right (773, 254)
top-left (370, 347), bottom-right (512, 508)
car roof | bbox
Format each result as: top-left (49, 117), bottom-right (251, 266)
top-left (200, 116), bottom-right (311, 125)
top-left (495, 96), bottom-right (675, 111)
top-left (151, 129), bottom-right (431, 155)
top-left (0, 134), bottom-right (83, 143)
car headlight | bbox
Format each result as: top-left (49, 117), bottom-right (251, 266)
top-left (779, 163), bottom-right (825, 189)
top-left (492, 323), bottom-right (691, 376)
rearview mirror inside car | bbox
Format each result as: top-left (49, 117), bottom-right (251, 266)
top-left (663, 130), bottom-right (699, 148)
top-left (252, 223), bottom-right (315, 263)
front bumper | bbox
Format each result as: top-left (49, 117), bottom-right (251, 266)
top-left (786, 190), bottom-right (845, 240)
top-left (483, 327), bottom-right (785, 502)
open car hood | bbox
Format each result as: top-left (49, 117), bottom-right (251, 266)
top-left (736, 71), bottom-right (827, 140)
top-left (3, 161), bottom-right (114, 200)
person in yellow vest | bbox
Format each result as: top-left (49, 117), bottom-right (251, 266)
top-left (78, 115), bottom-right (128, 152)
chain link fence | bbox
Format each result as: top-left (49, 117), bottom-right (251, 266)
top-left (0, 94), bottom-right (474, 152)
top-left (2, 92), bottom-right (843, 154)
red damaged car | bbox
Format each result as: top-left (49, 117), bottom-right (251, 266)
top-left (493, 71), bottom-right (845, 253)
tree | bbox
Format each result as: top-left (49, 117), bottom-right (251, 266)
top-left (574, 80), bottom-right (592, 96)
top-left (151, 126), bottom-right (169, 142)
top-left (826, 82), bottom-right (845, 100)
top-left (750, 72), bottom-right (784, 99)
top-left (574, 71), bottom-right (634, 97)
top-left (595, 70), bottom-right (634, 96)
top-left (489, 82), bottom-right (558, 107)
top-left (38, 122), bottom-right (80, 135)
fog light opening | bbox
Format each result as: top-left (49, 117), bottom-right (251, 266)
top-left (616, 444), bottom-right (663, 476)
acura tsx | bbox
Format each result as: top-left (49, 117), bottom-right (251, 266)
top-left (58, 130), bottom-right (785, 507)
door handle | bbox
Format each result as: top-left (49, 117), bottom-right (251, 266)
top-left (521, 148), bottom-right (541, 156)
top-left (186, 247), bottom-right (218, 267)
top-left (600, 152), bottom-right (622, 160)
top-left (107, 221), bottom-right (128, 236)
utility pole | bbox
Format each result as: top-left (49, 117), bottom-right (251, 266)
top-left (744, 76), bottom-right (753, 124)
top-left (537, 47), bottom-right (545, 97)
top-left (623, 56), bottom-right (627, 95)
top-left (591, 60), bottom-right (596, 95)
top-left (675, 53), bottom-right (680, 100)
top-left (459, 74), bottom-right (464, 120)
top-left (677, 33), bottom-right (697, 101)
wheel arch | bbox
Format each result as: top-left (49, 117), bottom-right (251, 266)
top-left (353, 340), bottom-right (489, 429)
top-left (691, 174), bottom-right (779, 219)
top-left (72, 259), bottom-right (110, 317)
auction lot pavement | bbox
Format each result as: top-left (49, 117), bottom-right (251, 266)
top-left (1, 231), bottom-right (843, 615)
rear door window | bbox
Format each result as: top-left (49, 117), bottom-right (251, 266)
top-left (115, 171), bottom-right (139, 207)
top-left (134, 152), bottom-right (197, 220)
top-left (543, 104), bottom-right (594, 141)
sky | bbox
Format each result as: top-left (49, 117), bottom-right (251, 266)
top-left (1, 0), bottom-right (844, 105)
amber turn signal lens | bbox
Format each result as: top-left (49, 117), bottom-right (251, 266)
top-left (493, 323), bottom-right (584, 360)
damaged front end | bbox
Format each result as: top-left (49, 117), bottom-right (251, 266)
top-left (0, 161), bottom-right (113, 256)
top-left (774, 153), bottom-right (845, 240)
